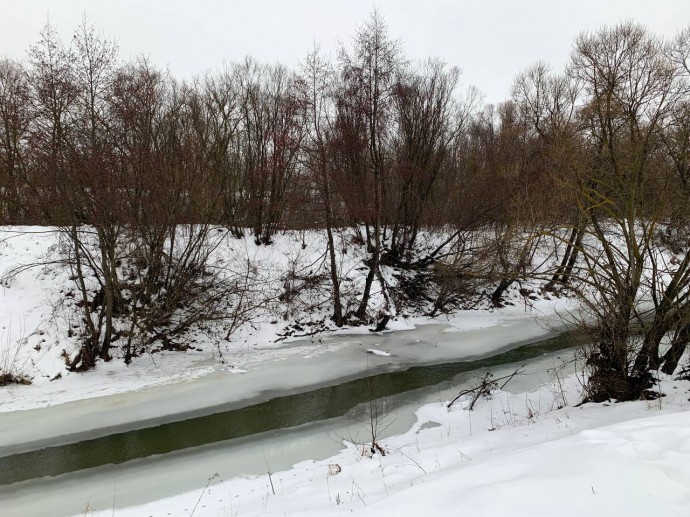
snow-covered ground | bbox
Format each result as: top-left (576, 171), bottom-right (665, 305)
top-left (64, 365), bottom-right (690, 517)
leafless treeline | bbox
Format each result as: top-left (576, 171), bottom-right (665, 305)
top-left (0, 16), bottom-right (514, 242)
top-left (2, 14), bottom-right (690, 396)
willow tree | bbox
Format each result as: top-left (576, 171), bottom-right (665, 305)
top-left (511, 62), bottom-right (583, 289)
top-left (389, 58), bottom-right (461, 258)
top-left (569, 22), bottom-right (689, 400)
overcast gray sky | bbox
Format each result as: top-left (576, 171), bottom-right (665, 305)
top-left (1, 0), bottom-right (689, 105)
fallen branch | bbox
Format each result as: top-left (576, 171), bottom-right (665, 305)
top-left (447, 367), bottom-right (524, 410)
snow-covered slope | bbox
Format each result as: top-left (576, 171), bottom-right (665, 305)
top-left (0, 226), bottom-right (574, 416)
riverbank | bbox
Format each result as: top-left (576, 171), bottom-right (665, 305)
top-left (1, 225), bottom-right (578, 450)
top-left (60, 364), bottom-right (690, 517)
top-left (2, 322), bottom-right (687, 517)
top-left (3, 311), bottom-right (686, 517)
top-left (0, 225), bottom-right (573, 415)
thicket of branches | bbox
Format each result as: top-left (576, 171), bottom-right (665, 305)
top-left (2, 13), bottom-right (690, 399)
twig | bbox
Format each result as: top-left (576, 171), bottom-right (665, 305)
top-left (111, 480), bottom-right (116, 517)
top-left (447, 367), bottom-right (524, 409)
top-left (190, 473), bottom-right (219, 517)
top-left (263, 451), bottom-right (275, 495)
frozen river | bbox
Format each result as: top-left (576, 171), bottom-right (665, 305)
top-left (0, 311), bottom-right (578, 517)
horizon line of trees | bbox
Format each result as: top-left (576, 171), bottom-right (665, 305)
top-left (2, 13), bottom-right (690, 401)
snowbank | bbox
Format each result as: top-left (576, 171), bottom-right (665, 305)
top-left (68, 369), bottom-right (690, 517)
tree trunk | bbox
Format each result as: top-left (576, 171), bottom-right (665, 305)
top-left (491, 278), bottom-right (514, 307)
top-left (326, 227), bottom-right (344, 326)
top-left (357, 189), bottom-right (382, 320)
top-left (546, 225), bottom-right (580, 289)
top-left (97, 227), bottom-right (114, 361)
top-left (661, 324), bottom-right (690, 375)
top-left (70, 225), bottom-right (100, 366)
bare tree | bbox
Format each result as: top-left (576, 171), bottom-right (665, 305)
top-left (69, 19), bottom-right (121, 362)
top-left (235, 58), bottom-right (304, 244)
top-left (0, 59), bottom-right (32, 223)
top-left (389, 58), bottom-right (461, 258)
top-left (339, 10), bottom-right (402, 322)
top-left (25, 23), bottom-right (106, 368)
top-left (203, 65), bottom-right (244, 235)
top-left (568, 23), bottom-right (687, 400)
top-left (298, 45), bottom-right (344, 326)
top-left (511, 62), bottom-right (583, 290)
